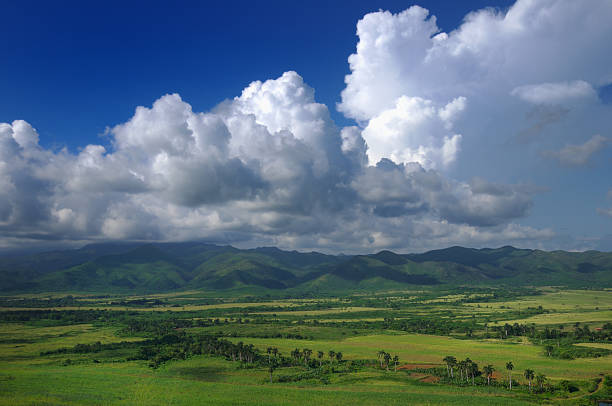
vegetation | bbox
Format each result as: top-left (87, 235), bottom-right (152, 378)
top-left (1, 243), bottom-right (611, 404)
top-left (2, 243), bottom-right (612, 293)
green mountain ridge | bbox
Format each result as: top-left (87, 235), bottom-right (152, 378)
top-left (0, 243), bottom-right (610, 293)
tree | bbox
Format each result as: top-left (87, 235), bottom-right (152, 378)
top-left (483, 364), bottom-right (494, 386)
top-left (393, 355), bottom-right (399, 372)
top-left (383, 352), bottom-right (391, 371)
top-left (448, 356), bottom-right (456, 378)
top-left (467, 360), bottom-right (479, 385)
top-left (535, 373), bottom-right (547, 391)
top-left (545, 345), bottom-right (554, 357)
top-left (464, 358), bottom-right (473, 384)
top-left (443, 356), bottom-right (455, 377)
top-left (335, 351), bottom-right (343, 363)
top-left (458, 360), bottom-right (470, 382)
top-left (266, 346), bottom-right (273, 363)
top-left (268, 357), bottom-right (279, 383)
top-left (291, 348), bottom-right (301, 365)
top-left (524, 369), bottom-right (535, 392)
top-left (317, 351), bottom-right (324, 367)
top-left (506, 361), bottom-right (514, 390)
top-left (328, 350), bottom-right (335, 365)
top-left (303, 348), bottom-right (312, 367)
top-left (377, 350), bottom-right (386, 368)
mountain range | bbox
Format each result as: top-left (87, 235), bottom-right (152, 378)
top-left (0, 242), bottom-right (610, 293)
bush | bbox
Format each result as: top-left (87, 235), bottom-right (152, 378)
top-left (559, 380), bottom-right (580, 393)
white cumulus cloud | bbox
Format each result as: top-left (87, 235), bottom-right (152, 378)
top-left (339, 0), bottom-right (612, 171)
top-left (0, 71), bottom-right (546, 253)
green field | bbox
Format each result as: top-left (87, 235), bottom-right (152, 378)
top-left (1, 287), bottom-right (611, 405)
top-left (0, 357), bottom-right (537, 406)
top-left (467, 289), bottom-right (612, 312)
top-left (228, 333), bottom-right (611, 380)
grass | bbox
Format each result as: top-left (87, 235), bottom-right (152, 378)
top-left (495, 310), bottom-right (612, 326)
top-left (0, 356), bottom-right (538, 406)
top-left (1, 287), bottom-right (611, 405)
top-left (466, 290), bottom-right (612, 312)
top-left (574, 342), bottom-right (612, 350)
top-left (252, 307), bottom-right (386, 316)
top-left (0, 323), bottom-right (143, 362)
top-left (229, 333), bottom-right (612, 380)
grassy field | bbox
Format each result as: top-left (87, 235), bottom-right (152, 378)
top-left (0, 357), bottom-right (538, 406)
top-left (496, 310), bottom-right (612, 326)
top-left (251, 307), bottom-right (386, 316)
top-left (0, 324), bottom-right (538, 405)
top-left (466, 290), bottom-right (612, 312)
top-left (227, 333), bottom-right (612, 380)
top-left (1, 287), bottom-right (611, 405)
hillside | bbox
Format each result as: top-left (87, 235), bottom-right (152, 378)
top-left (0, 243), bottom-right (610, 293)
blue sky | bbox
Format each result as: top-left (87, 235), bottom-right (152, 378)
top-left (1, 0), bottom-right (512, 149)
top-left (0, 0), bottom-right (610, 253)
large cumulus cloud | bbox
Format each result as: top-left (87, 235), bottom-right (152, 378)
top-left (338, 0), bottom-right (612, 172)
top-left (0, 70), bottom-right (545, 253)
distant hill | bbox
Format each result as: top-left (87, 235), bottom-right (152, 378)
top-left (0, 243), bottom-right (610, 293)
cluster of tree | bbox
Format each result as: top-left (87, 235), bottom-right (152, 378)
top-left (376, 350), bottom-right (399, 371)
top-left (370, 317), bottom-right (477, 336)
top-left (136, 332), bottom-right (267, 368)
top-left (40, 339), bottom-right (145, 356)
top-left (287, 348), bottom-right (343, 367)
top-left (489, 322), bottom-right (612, 343)
top-left (0, 296), bottom-right (82, 308)
top-left (488, 323), bottom-right (536, 339)
top-left (441, 356), bottom-right (481, 385)
top-left (0, 309), bottom-right (125, 324)
top-left (441, 356), bottom-right (549, 393)
top-left (225, 331), bottom-right (312, 340)
top-left (264, 346), bottom-right (347, 383)
top-left (109, 298), bottom-right (165, 307)
top-left (542, 342), bottom-right (611, 360)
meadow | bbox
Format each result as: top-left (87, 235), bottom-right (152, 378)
top-left (0, 287), bottom-right (611, 405)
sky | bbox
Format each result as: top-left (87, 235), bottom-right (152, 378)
top-left (0, 0), bottom-right (611, 254)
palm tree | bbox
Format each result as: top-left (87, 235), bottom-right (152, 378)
top-left (291, 348), bottom-right (301, 365)
top-left (483, 364), bottom-right (494, 386)
top-left (448, 356), bottom-right (456, 378)
top-left (328, 350), bottom-right (335, 365)
top-left (393, 355), bottom-right (399, 372)
top-left (468, 360), bottom-right (479, 385)
top-left (524, 369), bottom-right (535, 392)
top-left (535, 373), bottom-right (547, 391)
top-left (377, 350), bottom-right (386, 368)
top-left (545, 345), bottom-right (554, 357)
top-left (383, 352), bottom-right (391, 371)
top-left (268, 357), bottom-right (278, 383)
top-left (317, 351), bottom-right (324, 367)
top-left (303, 348), bottom-right (312, 367)
top-left (506, 361), bottom-right (514, 390)
top-left (442, 356), bottom-right (454, 377)
top-left (464, 358), bottom-right (473, 384)
top-left (458, 360), bottom-right (465, 381)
